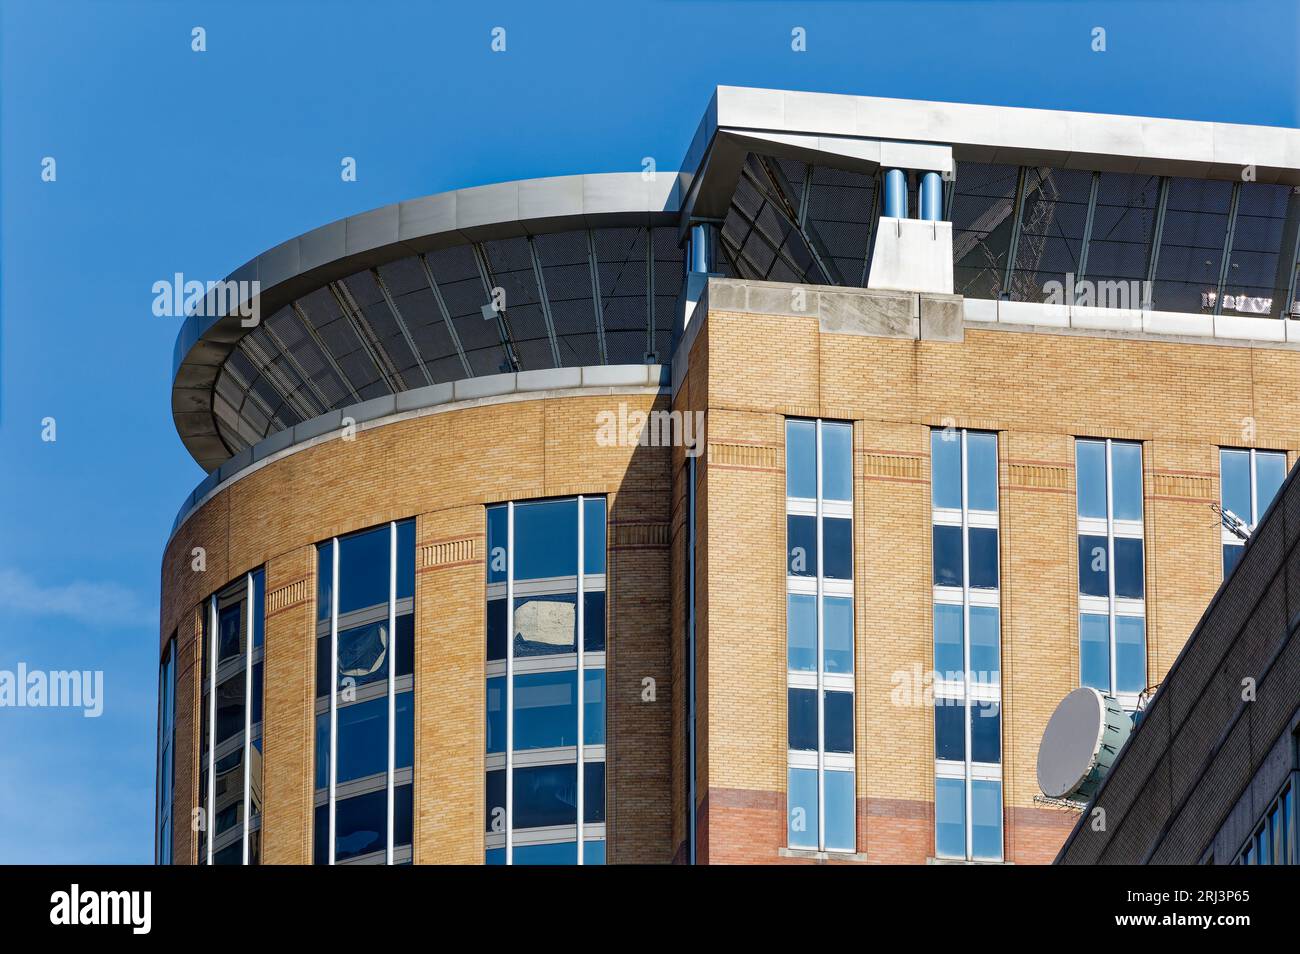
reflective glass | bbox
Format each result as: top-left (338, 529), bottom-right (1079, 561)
top-left (1113, 537), bottom-right (1145, 599)
top-left (935, 777), bottom-right (965, 858)
top-left (512, 670), bottom-right (578, 749)
top-left (824, 690), bottom-right (854, 754)
top-left (395, 613), bottom-right (414, 678)
top-left (335, 696), bottom-right (388, 784)
top-left (787, 593), bottom-right (817, 672)
top-left (513, 764), bottom-right (578, 829)
top-left (1076, 440), bottom-right (1107, 519)
top-left (934, 603), bottom-right (963, 675)
top-left (514, 841), bottom-right (578, 865)
top-left (487, 598), bottom-right (507, 661)
top-left (485, 770), bottom-right (505, 833)
top-left (396, 520), bottom-right (415, 600)
top-left (823, 596), bottom-right (853, 674)
top-left (252, 570), bottom-right (265, 649)
top-left (788, 688), bottom-right (817, 751)
top-left (1256, 452), bottom-right (1287, 516)
top-left (215, 674), bottom-right (245, 747)
top-left (934, 700), bottom-right (965, 761)
top-left (968, 528), bottom-right (999, 589)
top-left (787, 515), bottom-right (818, 577)
top-left (971, 780), bottom-right (1002, 860)
top-left (583, 762), bottom-right (605, 823)
top-left (786, 420), bottom-right (817, 499)
top-left (217, 602), bottom-right (243, 664)
top-left (583, 591), bottom-right (606, 652)
top-left (338, 526), bottom-right (390, 615)
top-left (487, 505), bottom-right (508, 584)
top-left (584, 669), bottom-right (605, 746)
top-left (1220, 449), bottom-right (1251, 524)
top-left (336, 619), bottom-right (388, 689)
top-left (584, 840), bottom-right (606, 865)
top-left (513, 593), bottom-right (577, 657)
top-left (1080, 613), bottom-right (1110, 691)
top-left (1112, 442), bottom-right (1143, 521)
top-left (1078, 534), bottom-right (1109, 596)
top-left (824, 769), bottom-right (855, 852)
top-left (316, 541), bottom-right (332, 622)
top-left (1224, 543), bottom-right (1243, 577)
top-left (486, 676), bottom-right (505, 754)
top-left (970, 606), bottom-right (1000, 681)
top-left (1115, 616), bottom-right (1146, 694)
top-left (967, 432), bottom-right (998, 512)
top-left (822, 422), bottom-right (853, 502)
top-left (583, 498), bottom-right (606, 576)
top-left (933, 525), bottom-right (962, 587)
top-left (788, 767), bottom-right (818, 849)
top-left (514, 499), bottom-right (578, 580)
top-left (823, 517), bottom-right (853, 580)
top-left (971, 700), bottom-right (1001, 763)
top-left (334, 788), bottom-right (386, 861)
top-left (931, 430), bottom-right (962, 510)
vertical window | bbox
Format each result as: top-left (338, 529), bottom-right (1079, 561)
top-left (485, 497), bottom-right (606, 865)
top-left (1235, 779), bottom-right (1297, 865)
top-left (314, 521), bottom-right (415, 865)
top-left (155, 635), bottom-right (177, 864)
top-left (199, 569), bottom-right (266, 864)
top-left (931, 428), bottom-right (1003, 861)
top-left (785, 419), bottom-right (855, 854)
top-left (1220, 448), bottom-right (1288, 576)
top-left (1075, 439), bottom-right (1146, 707)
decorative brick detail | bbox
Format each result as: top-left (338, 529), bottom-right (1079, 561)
top-left (863, 452), bottom-right (924, 481)
top-left (267, 578), bottom-right (310, 615)
top-left (420, 537), bottom-right (479, 568)
top-left (612, 523), bottom-right (670, 548)
top-left (709, 442), bottom-right (778, 471)
top-left (1008, 462), bottom-right (1071, 491)
top-left (1152, 472), bottom-right (1214, 502)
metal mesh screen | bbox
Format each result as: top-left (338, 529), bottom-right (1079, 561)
top-left (1083, 172), bottom-right (1160, 304)
top-left (950, 162), bottom-right (1018, 300)
top-left (1009, 167), bottom-right (1093, 302)
top-left (1222, 183), bottom-right (1294, 318)
top-left (1152, 177), bottom-right (1233, 314)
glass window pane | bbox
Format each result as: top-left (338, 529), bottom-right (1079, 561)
top-left (396, 692), bottom-right (413, 770)
top-left (968, 527), bottom-right (999, 589)
top-left (250, 661), bottom-right (263, 727)
top-left (971, 700), bottom-right (1001, 763)
top-left (788, 767), bottom-right (818, 849)
top-left (824, 690), bottom-right (854, 754)
top-left (584, 669), bottom-right (605, 746)
top-left (513, 763), bottom-right (578, 829)
top-left (583, 839), bottom-right (606, 865)
top-left (1224, 543), bottom-right (1243, 577)
top-left (823, 596), bottom-right (853, 674)
top-left (971, 780), bottom-right (1003, 860)
top-left (786, 420), bottom-right (817, 499)
top-left (316, 540), bottom-right (333, 622)
top-left (822, 422), bottom-right (853, 502)
top-left (1078, 534), bottom-right (1109, 597)
top-left (338, 526), bottom-right (391, 615)
top-left (1115, 616), bottom-right (1146, 694)
top-left (583, 497), bottom-right (606, 576)
top-left (396, 612), bottom-right (413, 678)
top-left (396, 520), bottom-right (415, 600)
top-left (487, 505), bottom-right (508, 584)
top-left (824, 769), bottom-right (855, 852)
top-left (1256, 452), bottom-right (1287, 517)
top-left (487, 598), bottom-right (507, 661)
top-left (934, 700), bottom-right (965, 761)
top-left (513, 593), bottom-right (577, 657)
top-left (252, 570), bottom-right (265, 649)
top-left (486, 847), bottom-right (506, 865)
top-left (969, 606), bottom-right (1000, 682)
top-left (394, 783), bottom-right (413, 848)
top-left (823, 517), bottom-right (852, 580)
top-left (334, 789), bottom-right (386, 861)
top-left (512, 670), bottom-right (578, 749)
top-left (215, 674), bottom-right (245, 747)
top-left (1080, 613), bottom-right (1110, 691)
top-left (486, 676), bottom-right (505, 754)
top-left (787, 688), bottom-right (817, 751)
top-left (486, 770), bottom-right (505, 833)
top-left (336, 695), bottom-right (388, 784)
top-left (1113, 537), bottom-right (1145, 599)
top-left (935, 777), bottom-right (965, 858)
top-left (787, 593), bottom-right (817, 672)
top-left (315, 635), bottom-right (330, 699)
top-left (217, 602), bottom-right (243, 665)
top-left (514, 499), bottom-right (578, 580)
top-left (315, 711), bottom-right (328, 790)
top-left (1220, 449), bottom-right (1251, 523)
top-left (934, 603), bottom-right (963, 676)
top-left (514, 841), bottom-right (578, 865)
top-left (1112, 442), bottom-right (1143, 521)
top-left (583, 761), bottom-right (605, 823)
top-left (931, 429), bottom-right (961, 510)
top-left (337, 619), bottom-right (388, 690)
top-left (933, 525), bottom-right (962, 587)
top-left (214, 749), bottom-right (243, 830)
top-left (1076, 440), bottom-right (1107, 519)
top-left (966, 432), bottom-right (998, 512)
top-left (787, 515), bottom-right (818, 578)
top-left (583, 590), bottom-right (606, 652)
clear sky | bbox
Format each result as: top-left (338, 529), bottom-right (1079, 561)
top-left (0, 0), bottom-right (1295, 863)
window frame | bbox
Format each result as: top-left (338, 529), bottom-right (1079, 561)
top-left (1220, 447), bottom-right (1288, 576)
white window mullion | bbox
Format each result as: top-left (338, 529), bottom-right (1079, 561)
top-left (1105, 440), bottom-right (1118, 697)
top-left (505, 502), bottom-right (515, 865)
top-left (386, 522), bottom-right (397, 865)
top-left (959, 431), bottom-right (973, 861)
top-left (577, 496), bottom-right (586, 864)
top-left (329, 540), bottom-right (339, 865)
top-left (814, 421), bottom-right (826, 852)
top-left (243, 573), bottom-right (253, 865)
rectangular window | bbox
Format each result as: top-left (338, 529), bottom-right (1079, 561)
top-left (156, 635), bottom-right (177, 864)
top-left (485, 497), bottom-right (606, 865)
top-left (786, 419), bottom-right (856, 854)
top-left (313, 520), bottom-right (416, 865)
top-left (1220, 448), bottom-right (1288, 576)
top-left (931, 428), bottom-right (1003, 861)
top-left (199, 569), bottom-right (266, 865)
top-left (1235, 777), bottom-right (1297, 865)
top-left (1075, 439), bottom-right (1146, 708)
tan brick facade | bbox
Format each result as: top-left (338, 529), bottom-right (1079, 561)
top-left (672, 302), bottom-right (1300, 865)
top-left (161, 392), bottom-right (672, 864)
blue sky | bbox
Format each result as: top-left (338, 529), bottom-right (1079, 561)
top-left (0, 0), bottom-right (1294, 863)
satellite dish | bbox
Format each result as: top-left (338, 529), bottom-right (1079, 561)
top-left (1036, 687), bottom-right (1133, 802)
